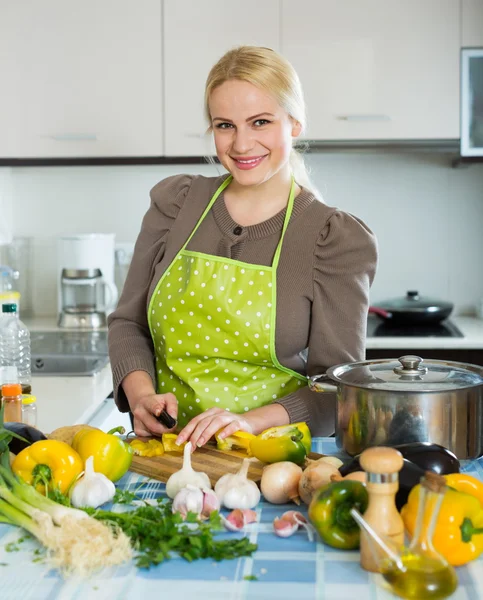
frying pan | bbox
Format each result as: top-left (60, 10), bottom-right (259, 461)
top-left (369, 290), bottom-right (453, 325)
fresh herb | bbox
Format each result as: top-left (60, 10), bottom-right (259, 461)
top-left (113, 488), bottom-right (139, 505)
top-left (5, 542), bottom-right (20, 552)
top-left (0, 562), bottom-right (8, 566)
top-left (244, 574), bottom-right (258, 581)
top-left (85, 499), bottom-right (257, 568)
top-left (47, 488), bottom-right (71, 507)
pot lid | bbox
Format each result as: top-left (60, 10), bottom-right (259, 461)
top-left (374, 290), bottom-right (453, 313)
top-left (328, 355), bottom-right (483, 392)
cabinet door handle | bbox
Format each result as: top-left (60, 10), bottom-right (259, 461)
top-left (47, 134), bottom-right (98, 141)
top-left (336, 115), bottom-right (391, 122)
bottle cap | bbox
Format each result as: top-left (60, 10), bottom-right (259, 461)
top-left (359, 446), bottom-right (404, 474)
top-left (1, 383), bottom-right (22, 396)
top-left (2, 303), bottom-right (17, 313)
top-left (22, 395), bottom-right (37, 405)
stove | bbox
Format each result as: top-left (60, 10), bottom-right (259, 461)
top-left (366, 317), bottom-right (464, 338)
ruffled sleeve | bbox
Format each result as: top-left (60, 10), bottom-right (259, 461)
top-left (275, 209), bottom-right (378, 436)
top-left (309, 210), bottom-right (378, 370)
top-left (108, 174), bottom-right (193, 412)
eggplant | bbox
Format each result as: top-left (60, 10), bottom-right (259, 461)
top-left (4, 422), bottom-right (47, 455)
top-left (339, 442), bottom-right (460, 510)
top-left (391, 442), bottom-right (460, 474)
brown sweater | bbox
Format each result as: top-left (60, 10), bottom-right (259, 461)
top-left (108, 174), bottom-right (378, 436)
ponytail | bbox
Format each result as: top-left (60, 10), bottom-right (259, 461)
top-left (289, 148), bottom-right (320, 198)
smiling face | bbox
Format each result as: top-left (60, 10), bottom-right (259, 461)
top-left (209, 79), bottom-right (301, 188)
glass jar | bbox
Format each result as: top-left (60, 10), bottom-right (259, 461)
top-left (21, 394), bottom-right (37, 427)
top-left (61, 268), bottom-right (105, 314)
top-left (1, 383), bottom-right (22, 422)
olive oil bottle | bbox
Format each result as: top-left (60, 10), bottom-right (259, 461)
top-left (382, 473), bottom-right (457, 599)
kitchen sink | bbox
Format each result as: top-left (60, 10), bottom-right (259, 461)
top-left (30, 331), bottom-right (109, 376)
top-left (31, 354), bottom-right (109, 377)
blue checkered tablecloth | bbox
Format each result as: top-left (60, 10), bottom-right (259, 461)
top-left (2, 438), bottom-right (483, 600)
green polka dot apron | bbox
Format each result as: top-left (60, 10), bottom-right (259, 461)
top-left (148, 176), bottom-right (307, 428)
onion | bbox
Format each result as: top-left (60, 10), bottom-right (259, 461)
top-left (330, 470), bottom-right (367, 484)
top-left (260, 462), bottom-right (303, 504)
top-left (298, 459), bottom-right (339, 505)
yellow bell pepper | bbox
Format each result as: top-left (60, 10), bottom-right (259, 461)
top-left (72, 426), bottom-right (133, 482)
top-left (401, 484), bottom-right (483, 566)
top-left (130, 438), bottom-right (165, 458)
top-left (162, 433), bottom-right (186, 453)
top-left (292, 422), bottom-right (312, 454)
top-left (215, 430), bottom-right (255, 453)
top-left (444, 473), bottom-right (483, 506)
top-left (249, 424), bottom-right (307, 465)
top-left (12, 440), bottom-right (83, 494)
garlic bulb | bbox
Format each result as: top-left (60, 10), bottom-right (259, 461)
top-left (165, 441), bottom-right (211, 499)
top-left (215, 458), bottom-right (260, 510)
top-left (70, 456), bottom-right (115, 509)
top-left (172, 484), bottom-right (204, 519)
top-left (172, 485), bottom-right (220, 520)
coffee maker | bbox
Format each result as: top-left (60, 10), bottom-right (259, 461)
top-left (57, 234), bottom-right (118, 329)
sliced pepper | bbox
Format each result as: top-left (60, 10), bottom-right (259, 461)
top-left (11, 440), bottom-right (83, 494)
top-left (215, 431), bottom-right (255, 453)
top-left (130, 438), bottom-right (165, 458)
top-left (249, 425), bottom-right (307, 466)
top-left (444, 473), bottom-right (483, 506)
top-left (308, 480), bottom-right (369, 549)
top-left (162, 433), bottom-right (186, 453)
top-left (401, 484), bottom-right (483, 566)
top-left (72, 426), bottom-right (133, 483)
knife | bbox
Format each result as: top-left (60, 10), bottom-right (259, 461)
top-left (156, 409), bottom-right (177, 429)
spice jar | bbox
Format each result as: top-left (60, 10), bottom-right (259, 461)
top-left (21, 394), bottom-right (37, 427)
top-left (1, 383), bottom-right (22, 422)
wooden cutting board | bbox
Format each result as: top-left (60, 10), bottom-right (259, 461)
top-left (127, 439), bottom-right (323, 486)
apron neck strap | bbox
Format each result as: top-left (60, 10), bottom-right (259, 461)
top-left (181, 174), bottom-right (297, 266)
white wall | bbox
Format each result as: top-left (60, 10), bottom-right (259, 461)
top-left (8, 152), bottom-right (483, 317)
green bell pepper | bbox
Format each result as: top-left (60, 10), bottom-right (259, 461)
top-left (308, 480), bottom-right (369, 549)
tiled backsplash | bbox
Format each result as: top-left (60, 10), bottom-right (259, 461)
top-left (4, 152), bottom-right (483, 317)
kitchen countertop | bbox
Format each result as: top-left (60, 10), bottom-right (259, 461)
top-left (1, 437), bottom-right (483, 600)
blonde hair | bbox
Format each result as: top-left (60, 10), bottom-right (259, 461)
top-left (204, 46), bottom-right (316, 194)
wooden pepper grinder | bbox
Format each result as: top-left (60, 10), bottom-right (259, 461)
top-left (359, 446), bottom-right (405, 572)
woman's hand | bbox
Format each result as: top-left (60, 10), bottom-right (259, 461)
top-left (176, 408), bottom-right (253, 449)
top-left (130, 392), bottom-right (178, 438)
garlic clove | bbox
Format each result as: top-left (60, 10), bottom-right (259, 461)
top-left (281, 510), bottom-right (307, 524)
top-left (280, 510), bottom-right (316, 542)
top-left (273, 516), bottom-right (299, 538)
top-left (222, 508), bottom-right (246, 531)
top-left (241, 509), bottom-right (257, 524)
top-left (201, 487), bottom-right (220, 519)
top-left (221, 508), bottom-right (258, 532)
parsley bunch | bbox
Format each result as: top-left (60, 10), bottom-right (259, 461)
top-left (86, 498), bottom-right (257, 568)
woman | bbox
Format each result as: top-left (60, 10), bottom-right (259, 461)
top-left (108, 46), bottom-right (378, 447)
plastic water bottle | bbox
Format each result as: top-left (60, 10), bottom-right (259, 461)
top-left (0, 303), bottom-right (31, 394)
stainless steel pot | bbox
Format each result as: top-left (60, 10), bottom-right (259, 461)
top-left (309, 355), bottom-right (483, 459)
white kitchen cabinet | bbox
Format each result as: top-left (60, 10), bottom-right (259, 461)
top-left (0, 0), bottom-right (163, 158)
top-left (281, 0), bottom-right (460, 141)
top-left (163, 0), bottom-right (280, 156)
top-left (462, 0), bottom-right (483, 46)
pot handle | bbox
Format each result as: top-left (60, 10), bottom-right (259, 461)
top-left (368, 306), bottom-right (391, 319)
top-left (308, 373), bottom-right (338, 393)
